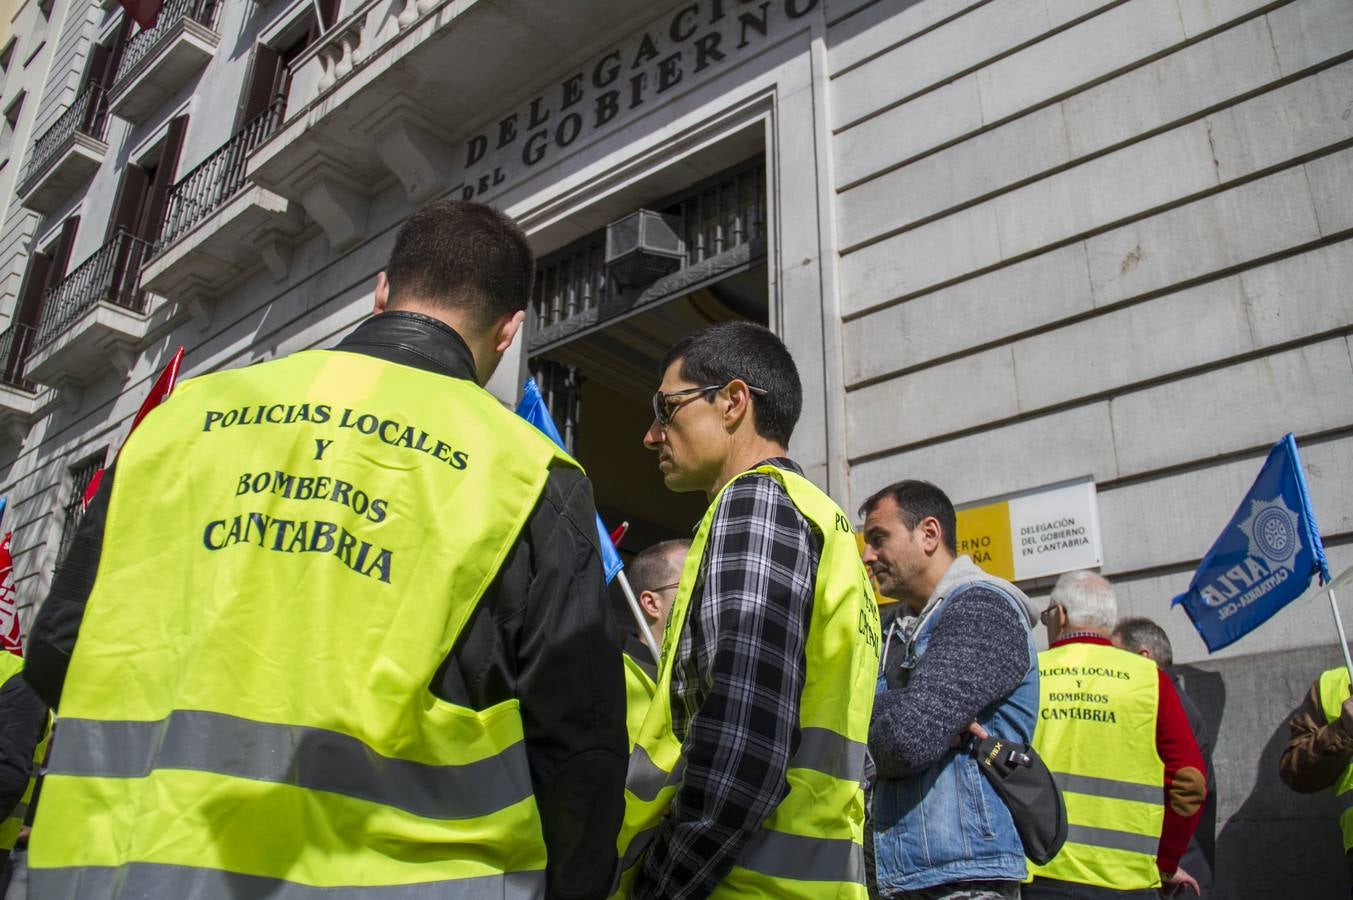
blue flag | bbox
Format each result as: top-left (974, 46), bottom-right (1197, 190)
top-left (516, 378), bottom-right (624, 583)
top-left (1173, 434), bottom-right (1331, 652)
top-left (0, 497), bottom-right (6, 530)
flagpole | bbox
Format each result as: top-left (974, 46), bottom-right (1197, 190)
top-left (1328, 587), bottom-right (1353, 686)
top-left (618, 570), bottom-right (662, 663)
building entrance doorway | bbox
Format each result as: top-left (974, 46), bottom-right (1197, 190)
top-left (526, 157), bottom-right (768, 555)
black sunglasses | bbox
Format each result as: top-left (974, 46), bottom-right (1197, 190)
top-left (651, 382), bottom-right (768, 427)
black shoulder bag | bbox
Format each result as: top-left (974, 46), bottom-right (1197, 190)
top-left (971, 735), bottom-right (1068, 866)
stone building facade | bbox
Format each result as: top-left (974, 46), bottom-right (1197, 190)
top-left (1, 0), bottom-right (1350, 894)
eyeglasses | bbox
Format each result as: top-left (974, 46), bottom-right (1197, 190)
top-left (650, 582), bottom-right (681, 593)
top-left (1039, 604), bottom-right (1061, 626)
top-left (651, 382), bottom-right (769, 427)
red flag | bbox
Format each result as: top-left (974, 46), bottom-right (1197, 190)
top-left (128, 345), bottom-right (184, 434)
top-left (118, 0), bottom-right (164, 29)
top-left (83, 347), bottom-right (184, 508)
top-left (609, 521), bottom-right (629, 548)
top-left (0, 533), bottom-right (21, 656)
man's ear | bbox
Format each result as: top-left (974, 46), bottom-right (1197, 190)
top-left (919, 516), bottom-right (944, 554)
top-left (638, 590), bottom-right (661, 619)
top-left (494, 310), bottom-right (526, 354)
top-left (373, 272), bottom-right (390, 314)
top-left (722, 379), bottom-right (754, 430)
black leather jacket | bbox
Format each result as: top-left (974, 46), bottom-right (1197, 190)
top-left (26, 311), bottom-right (627, 900)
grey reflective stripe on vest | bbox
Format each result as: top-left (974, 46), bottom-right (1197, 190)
top-left (4, 801), bottom-right (26, 823)
top-left (1055, 772), bottom-right (1162, 805)
top-left (50, 711), bottom-right (532, 821)
top-left (625, 745), bottom-right (684, 802)
top-left (737, 829), bottom-right (864, 884)
top-left (790, 727), bottom-right (866, 781)
top-left (31, 863), bottom-right (545, 899)
top-left (1065, 823), bottom-right (1159, 857)
top-left (627, 727), bottom-right (860, 803)
top-left (621, 825), bottom-right (659, 874)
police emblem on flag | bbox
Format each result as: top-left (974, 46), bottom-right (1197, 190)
top-left (1172, 434), bottom-right (1330, 652)
top-left (1241, 496), bottom-right (1301, 572)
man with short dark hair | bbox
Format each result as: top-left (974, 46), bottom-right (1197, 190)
top-left (617, 321), bottom-right (880, 898)
top-left (860, 479), bottom-right (1040, 900)
top-left (1112, 618), bottom-right (1217, 897)
top-left (621, 539), bottom-right (691, 746)
top-left (626, 538), bottom-right (692, 669)
top-left (24, 198), bottom-right (627, 899)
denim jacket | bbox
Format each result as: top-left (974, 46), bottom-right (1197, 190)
top-left (870, 557), bottom-right (1039, 893)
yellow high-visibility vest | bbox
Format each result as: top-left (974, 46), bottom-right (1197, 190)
top-left (30, 349), bottom-right (578, 898)
top-left (0, 652), bottom-right (50, 852)
top-left (1031, 641), bottom-right (1165, 889)
top-left (616, 465), bottom-right (880, 898)
top-left (623, 652), bottom-right (657, 751)
top-left (1317, 665), bottom-right (1353, 851)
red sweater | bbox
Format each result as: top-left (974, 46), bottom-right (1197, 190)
top-left (1051, 635), bottom-right (1207, 874)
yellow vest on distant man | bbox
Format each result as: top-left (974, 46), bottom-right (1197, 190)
top-left (1031, 641), bottom-right (1165, 890)
top-left (0, 652), bottom-right (50, 853)
top-left (1318, 666), bottom-right (1353, 851)
top-left (623, 653), bottom-right (657, 750)
top-left (30, 349), bottom-right (577, 897)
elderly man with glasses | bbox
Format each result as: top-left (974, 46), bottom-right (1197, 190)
top-left (615, 321), bottom-right (880, 899)
top-left (1029, 572), bottom-right (1206, 899)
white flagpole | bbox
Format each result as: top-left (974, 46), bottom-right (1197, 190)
top-left (618, 570), bottom-right (662, 664)
top-left (1329, 587), bottom-right (1353, 686)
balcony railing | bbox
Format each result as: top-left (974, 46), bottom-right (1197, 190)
top-left (19, 85), bottom-right (109, 189)
top-left (0, 323), bottom-right (37, 391)
top-left (34, 230), bottom-right (153, 351)
top-left (113, 0), bottom-right (221, 88)
top-left (158, 97), bottom-right (286, 250)
top-left (531, 161), bottom-right (766, 334)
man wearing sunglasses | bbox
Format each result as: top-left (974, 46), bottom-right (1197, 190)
top-left (616, 321), bottom-right (880, 899)
top-left (620, 539), bottom-right (691, 747)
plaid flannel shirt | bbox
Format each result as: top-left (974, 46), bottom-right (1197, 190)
top-left (633, 458), bottom-right (820, 900)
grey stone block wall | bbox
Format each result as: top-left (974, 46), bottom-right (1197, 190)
top-left (830, 0), bottom-right (1353, 891)
top-left (831, 0), bottom-right (1353, 660)
top-left (1178, 643), bottom-right (1351, 898)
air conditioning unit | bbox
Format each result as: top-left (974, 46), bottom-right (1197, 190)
top-left (605, 209), bottom-right (686, 289)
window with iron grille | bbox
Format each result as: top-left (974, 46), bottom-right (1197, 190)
top-left (57, 449), bottom-right (107, 567)
top-left (531, 158), bottom-right (765, 336)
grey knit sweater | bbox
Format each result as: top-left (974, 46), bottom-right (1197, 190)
top-left (869, 556), bottom-right (1038, 779)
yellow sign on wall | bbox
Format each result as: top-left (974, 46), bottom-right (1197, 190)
top-left (955, 501), bottom-right (1016, 581)
top-left (956, 480), bottom-right (1103, 583)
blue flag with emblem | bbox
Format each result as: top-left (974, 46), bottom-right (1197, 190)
top-left (1172, 434), bottom-right (1331, 652)
top-left (516, 378), bottom-right (624, 583)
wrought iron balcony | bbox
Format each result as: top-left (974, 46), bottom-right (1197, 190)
top-left (17, 85), bottom-right (110, 213)
top-left (110, 0), bottom-right (221, 124)
top-left (33, 229), bottom-right (152, 353)
top-left (247, 0), bottom-right (646, 249)
top-left (158, 98), bottom-right (285, 251)
top-left (0, 323), bottom-right (37, 393)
